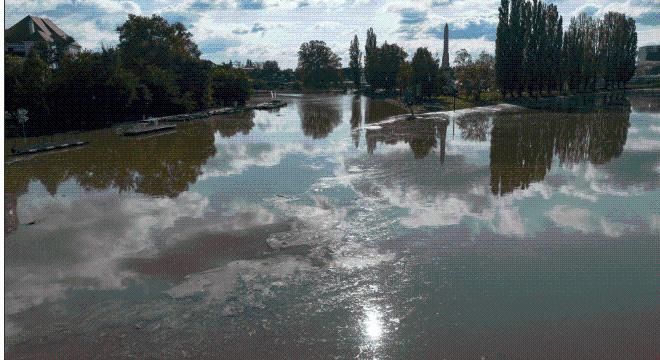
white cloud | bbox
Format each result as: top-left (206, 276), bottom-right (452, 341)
top-left (546, 205), bottom-right (592, 233)
top-left (5, 0), bottom-right (658, 69)
top-left (6, 190), bottom-right (210, 314)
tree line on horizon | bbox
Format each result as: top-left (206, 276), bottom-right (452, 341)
top-left (5, 7), bottom-right (641, 137)
top-left (5, 14), bottom-right (251, 136)
top-left (295, 28), bottom-right (456, 98)
top-left (495, 0), bottom-right (637, 97)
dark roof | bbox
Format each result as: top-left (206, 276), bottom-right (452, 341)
top-left (5, 15), bottom-right (80, 47)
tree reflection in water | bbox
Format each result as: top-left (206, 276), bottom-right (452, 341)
top-left (5, 112), bottom-right (255, 199)
top-left (490, 107), bottom-right (630, 195)
top-left (299, 97), bottom-right (343, 139)
top-left (351, 96), bottom-right (362, 149)
top-left (366, 120), bottom-right (448, 161)
top-left (364, 97), bottom-right (407, 124)
top-left (455, 113), bottom-right (490, 142)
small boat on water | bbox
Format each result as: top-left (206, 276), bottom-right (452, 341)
top-left (122, 123), bottom-right (176, 136)
top-left (253, 100), bottom-right (288, 110)
top-left (10, 140), bottom-right (88, 156)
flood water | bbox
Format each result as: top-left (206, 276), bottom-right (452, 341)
top-left (5, 93), bottom-right (660, 359)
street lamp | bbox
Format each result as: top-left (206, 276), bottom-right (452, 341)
top-left (453, 80), bottom-right (460, 112)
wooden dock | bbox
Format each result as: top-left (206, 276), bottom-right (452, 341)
top-left (123, 124), bottom-right (177, 136)
top-left (10, 140), bottom-right (88, 156)
top-left (253, 100), bottom-right (288, 110)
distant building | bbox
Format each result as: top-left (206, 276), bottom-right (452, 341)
top-left (636, 45), bottom-right (660, 77)
top-left (5, 15), bottom-right (81, 58)
top-left (638, 45), bottom-right (660, 63)
top-left (441, 23), bottom-right (450, 69)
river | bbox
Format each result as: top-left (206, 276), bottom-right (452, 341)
top-left (5, 93), bottom-right (660, 359)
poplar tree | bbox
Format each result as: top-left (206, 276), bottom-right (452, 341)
top-left (364, 28), bottom-right (378, 88)
top-left (495, 0), bottom-right (510, 97)
top-left (349, 35), bottom-right (362, 89)
top-left (509, 0), bottom-right (524, 95)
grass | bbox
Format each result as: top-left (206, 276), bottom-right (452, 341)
top-left (428, 91), bottom-right (504, 111)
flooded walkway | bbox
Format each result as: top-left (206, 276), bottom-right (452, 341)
top-left (5, 94), bottom-right (660, 359)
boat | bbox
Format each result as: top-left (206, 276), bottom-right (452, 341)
top-left (122, 123), bottom-right (176, 136)
top-left (10, 140), bottom-right (88, 156)
top-left (253, 100), bottom-right (288, 110)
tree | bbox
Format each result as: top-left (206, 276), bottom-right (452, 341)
top-left (620, 15), bottom-right (637, 87)
top-left (509, 0), bottom-right (524, 95)
top-left (296, 40), bottom-right (342, 89)
top-left (496, 0), bottom-right (636, 95)
top-left (454, 50), bottom-right (495, 101)
top-left (211, 66), bottom-right (251, 106)
top-left (13, 51), bottom-right (51, 135)
top-left (263, 60), bottom-right (280, 73)
top-left (49, 50), bottom-right (143, 128)
top-left (349, 35), bottom-right (362, 89)
top-left (5, 55), bottom-right (24, 113)
top-left (411, 47), bottom-right (440, 98)
top-left (116, 14), bottom-right (200, 71)
top-left (364, 28), bottom-right (378, 88)
top-left (496, 0), bottom-right (511, 96)
top-left (397, 61), bottom-right (413, 93)
top-left (373, 42), bottom-right (408, 92)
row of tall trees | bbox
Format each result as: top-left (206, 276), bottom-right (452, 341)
top-left (357, 28), bottom-right (450, 98)
top-left (364, 28), bottom-right (409, 92)
top-left (5, 14), bottom-right (251, 136)
top-left (496, 0), bottom-right (637, 96)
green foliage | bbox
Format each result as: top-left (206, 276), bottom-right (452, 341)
top-left (411, 47), bottom-right (440, 98)
top-left (5, 15), bottom-right (252, 137)
top-left (211, 66), bottom-right (251, 106)
top-left (396, 61), bottom-right (413, 92)
top-left (117, 14), bottom-right (200, 71)
top-left (454, 50), bottom-right (496, 101)
top-left (247, 61), bottom-right (297, 90)
top-left (364, 28), bottom-right (378, 87)
top-left (496, 0), bottom-right (510, 96)
top-left (349, 35), bottom-right (362, 89)
top-left (369, 42), bottom-right (407, 92)
top-left (296, 40), bottom-right (342, 89)
top-left (496, 0), bottom-right (637, 96)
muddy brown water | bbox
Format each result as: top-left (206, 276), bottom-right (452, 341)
top-left (5, 94), bottom-right (660, 359)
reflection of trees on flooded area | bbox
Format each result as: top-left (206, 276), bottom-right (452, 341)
top-left (299, 98), bottom-right (343, 139)
top-left (212, 111), bottom-right (256, 138)
top-left (364, 97), bottom-right (407, 124)
top-left (629, 94), bottom-right (660, 113)
top-left (490, 108), bottom-right (630, 195)
top-left (351, 96), bottom-right (362, 149)
top-left (366, 120), bottom-right (448, 160)
top-left (455, 113), bottom-right (491, 142)
top-left (5, 114), bottom-right (255, 199)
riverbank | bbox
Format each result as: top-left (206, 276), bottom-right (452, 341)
top-left (385, 87), bottom-right (660, 115)
top-left (366, 103), bottom-right (528, 129)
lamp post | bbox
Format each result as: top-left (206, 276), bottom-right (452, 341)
top-left (16, 109), bottom-right (29, 145)
top-left (453, 80), bottom-right (460, 112)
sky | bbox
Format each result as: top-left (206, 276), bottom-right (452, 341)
top-left (4, 0), bottom-right (659, 69)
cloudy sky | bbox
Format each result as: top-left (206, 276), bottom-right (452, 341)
top-left (5, 0), bottom-right (659, 68)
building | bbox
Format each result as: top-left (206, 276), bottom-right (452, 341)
top-left (5, 15), bottom-right (81, 58)
top-left (638, 45), bottom-right (660, 63)
top-left (635, 45), bottom-right (660, 77)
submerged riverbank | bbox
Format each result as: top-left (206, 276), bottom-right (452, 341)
top-left (5, 93), bottom-right (659, 359)
top-left (384, 87), bottom-right (660, 115)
